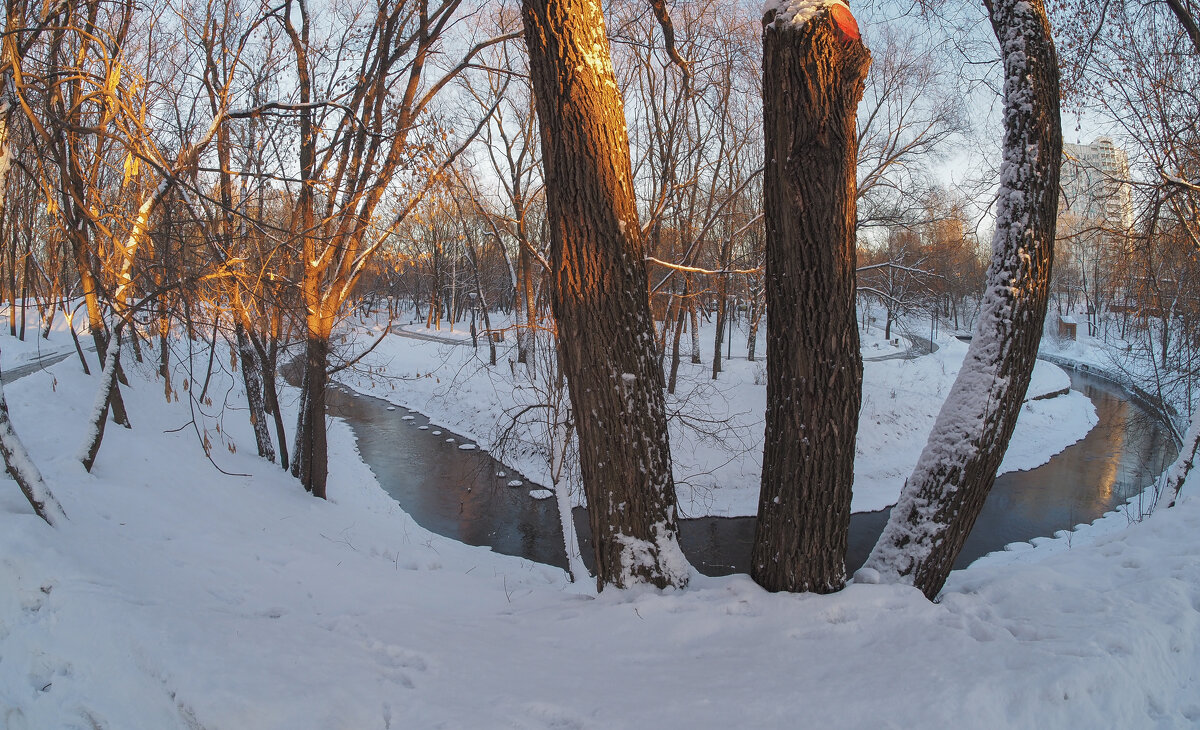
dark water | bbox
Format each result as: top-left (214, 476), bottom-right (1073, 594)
top-left (1, 349), bottom-right (79, 384)
top-left (327, 368), bottom-right (1179, 577)
top-left (325, 386), bottom-right (571, 567)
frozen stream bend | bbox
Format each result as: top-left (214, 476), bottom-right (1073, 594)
top-left (325, 366), bottom-right (1178, 577)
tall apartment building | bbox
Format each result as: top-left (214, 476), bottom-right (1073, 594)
top-left (1060, 136), bottom-right (1134, 230)
top-left (1057, 138), bottom-right (1138, 334)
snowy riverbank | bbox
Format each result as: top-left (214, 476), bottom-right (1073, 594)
top-left (335, 313), bottom-right (1097, 515)
top-left (0, 325), bottom-right (1198, 728)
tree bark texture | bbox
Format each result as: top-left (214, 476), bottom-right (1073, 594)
top-left (236, 322), bottom-right (276, 463)
top-left (291, 335), bottom-right (329, 498)
top-left (862, 0), bottom-right (1060, 600)
top-left (752, 3), bottom-right (870, 594)
top-left (252, 330), bottom-right (289, 471)
top-left (521, 0), bottom-right (689, 590)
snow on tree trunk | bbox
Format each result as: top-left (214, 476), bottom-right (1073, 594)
top-left (521, 0), bottom-right (690, 590)
top-left (1161, 409), bottom-right (1200, 509)
top-left (236, 323), bottom-right (276, 463)
top-left (860, 0), bottom-right (1061, 600)
top-left (79, 328), bottom-right (124, 473)
top-left (0, 367), bottom-right (66, 526)
top-left (752, 0), bottom-right (870, 594)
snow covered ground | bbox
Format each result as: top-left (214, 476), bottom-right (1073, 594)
top-left (336, 312), bottom-right (1097, 514)
top-left (0, 316), bottom-right (1198, 728)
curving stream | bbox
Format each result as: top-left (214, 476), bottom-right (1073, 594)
top-left (327, 367), bottom-right (1179, 577)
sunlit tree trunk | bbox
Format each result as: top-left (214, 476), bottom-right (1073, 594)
top-left (862, 0), bottom-right (1061, 600)
top-left (752, 1), bottom-right (870, 594)
top-left (521, 0), bottom-right (690, 589)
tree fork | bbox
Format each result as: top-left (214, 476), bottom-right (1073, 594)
top-left (752, 0), bottom-right (870, 594)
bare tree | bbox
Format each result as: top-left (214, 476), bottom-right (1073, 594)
top-left (278, 0), bottom-right (510, 497)
top-left (863, 0), bottom-right (1061, 599)
top-left (0, 0), bottom-right (67, 527)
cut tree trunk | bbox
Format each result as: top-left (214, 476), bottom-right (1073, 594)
top-left (752, 0), bottom-right (870, 594)
top-left (861, 0), bottom-right (1061, 600)
top-left (522, 0), bottom-right (690, 590)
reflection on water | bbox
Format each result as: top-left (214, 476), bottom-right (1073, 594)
top-left (329, 369), bottom-right (1179, 578)
top-left (325, 386), bottom-right (570, 568)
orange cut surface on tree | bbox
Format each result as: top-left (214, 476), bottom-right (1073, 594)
top-left (830, 4), bottom-right (860, 42)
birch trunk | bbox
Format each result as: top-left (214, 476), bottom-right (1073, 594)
top-left (236, 322), bottom-right (276, 463)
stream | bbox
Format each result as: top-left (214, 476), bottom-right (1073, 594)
top-left (329, 367), bottom-right (1178, 577)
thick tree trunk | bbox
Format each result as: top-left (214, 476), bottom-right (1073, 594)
top-left (752, 1), bottom-right (870, 594)
top-left (522, 0), bottom-right (690, 590)
top-left (291, 334), bottom-right (329, 498)
top-left (861, 0), bottom-right (1060, 600)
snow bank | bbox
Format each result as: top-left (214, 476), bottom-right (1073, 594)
top-left (0, 333), bottom-right (1197, 728)
top-left (340, 317), bottom-right (1097, 516)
